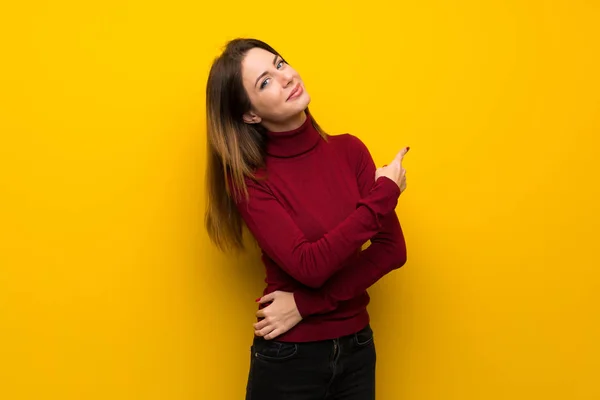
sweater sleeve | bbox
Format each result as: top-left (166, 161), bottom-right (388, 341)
top-left (234, 172), bottom-right (400, 288)
top-left (292, 135), bottom-right (407, 317)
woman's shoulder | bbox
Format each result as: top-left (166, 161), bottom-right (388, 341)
top-left (326, 132), bottom-right (370, 156)
top-left (226, 167), bottom-right (270, 198)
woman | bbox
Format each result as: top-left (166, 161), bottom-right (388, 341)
top-left (205, 38), bottom-right (409, 400)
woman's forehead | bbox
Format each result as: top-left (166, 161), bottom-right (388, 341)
top-left (243, 48), bottom-right (277, 73)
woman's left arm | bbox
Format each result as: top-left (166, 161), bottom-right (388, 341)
top-left (293, 207), bottom-right (406, 316)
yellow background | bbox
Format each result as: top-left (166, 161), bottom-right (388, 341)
top-left (1, 1), bottom-right (599, 399)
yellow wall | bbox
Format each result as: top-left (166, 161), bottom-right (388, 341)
top-left (1, 1), bottom-right (599, 399)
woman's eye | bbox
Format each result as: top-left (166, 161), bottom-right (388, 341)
top-left (260, 78), bottom-right (270, 89)
top-left (277, 60), bottom-right (284, 69)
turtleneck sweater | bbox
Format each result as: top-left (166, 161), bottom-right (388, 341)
top-left (233, 112), bottom-right (407, 342)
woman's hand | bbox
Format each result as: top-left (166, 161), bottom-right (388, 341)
top-left (254, 291), bottom-right (303, 340)
top-left (376, 146), bottom-right (410, 193)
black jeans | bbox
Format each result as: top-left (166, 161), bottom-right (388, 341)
top-left (245, 324), bottom-right (376, 400)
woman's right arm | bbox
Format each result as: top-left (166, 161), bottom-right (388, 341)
top-left (234, 175), bottom-right (400, 288)
top-left (288, 139), bottom-right (410, 316)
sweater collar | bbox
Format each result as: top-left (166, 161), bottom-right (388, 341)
top-left (265, 112), bottom-right (321, 158)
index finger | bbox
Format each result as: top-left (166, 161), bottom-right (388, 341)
top-left (394, 146), bottom-right (410, 165)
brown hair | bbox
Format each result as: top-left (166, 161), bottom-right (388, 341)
top-left (205, 38), bottom-right (326, 251)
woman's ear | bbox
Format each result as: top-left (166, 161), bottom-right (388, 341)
top-left (243, 111), bottom-right (262, 125)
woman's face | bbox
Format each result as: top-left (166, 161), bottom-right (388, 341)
top-left (241, 47), bottom-right (310, 131)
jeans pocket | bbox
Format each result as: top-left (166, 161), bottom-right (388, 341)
top-left (354, 324), bottom-right (374, 347)
top-left (253, 338), bottom-right (298, 362)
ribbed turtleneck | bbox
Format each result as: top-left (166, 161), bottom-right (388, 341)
top-left (265, 112), bottom-right (322, 158)
top-left (233, 112), bottom-right (406, 343)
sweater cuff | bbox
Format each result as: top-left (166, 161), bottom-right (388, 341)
top-left (357, 176), bottom-right (400, 218)
top-left (293, 290), bottom-right (323, 318)
top-left (376, 176), bottom-right (401, 200)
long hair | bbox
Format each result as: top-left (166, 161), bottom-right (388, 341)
top-left (205, 38), bottom-right (326, 251)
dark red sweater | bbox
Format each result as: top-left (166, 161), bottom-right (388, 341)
top-left (234, 113), bottom-right (407, 342)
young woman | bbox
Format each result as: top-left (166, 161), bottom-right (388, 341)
top-left (205, 38), bottom-right (409, 400)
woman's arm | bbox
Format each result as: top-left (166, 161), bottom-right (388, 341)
top-left (292, 135), bottom-right (408, 315)
top-left (293, 210), bottom-right (406, 317)
top-left (253, 137), bottom-right (410, 339)
top-left (254, 213), bottom-right (405, 338)
top-left (234, 172), bottom-right (400, 288)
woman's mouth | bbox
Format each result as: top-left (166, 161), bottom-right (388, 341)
top-left (287, 84), bottom-right (303, 101)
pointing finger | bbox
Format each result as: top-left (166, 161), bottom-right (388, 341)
top-left (394, 146), bottom-right (410, 165)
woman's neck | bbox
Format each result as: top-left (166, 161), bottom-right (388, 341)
top-left (261, 111), bottom-right (307, 133)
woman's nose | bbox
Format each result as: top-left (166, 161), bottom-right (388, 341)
top-left (279, 71), bottom-right (294, 86)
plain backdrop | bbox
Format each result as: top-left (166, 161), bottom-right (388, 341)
top-left (1, 1), bottom-right (599, 399)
